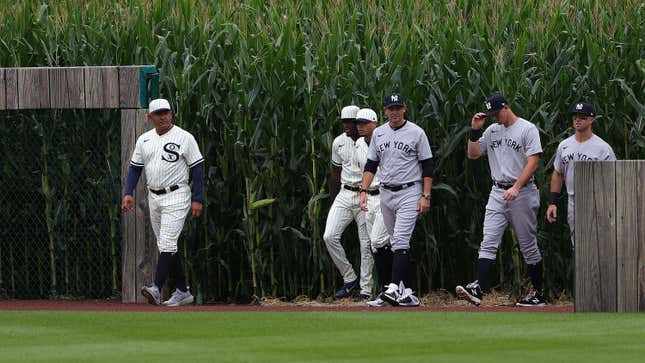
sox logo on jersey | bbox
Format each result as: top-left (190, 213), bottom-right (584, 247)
top-left (131, 125), bottom-right (203, 252)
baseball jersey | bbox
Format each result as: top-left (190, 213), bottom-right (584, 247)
top-left (331, 133), bottom-right (363, 186)
top-left (478, 118), bottom-right (542, 184)
top-left (553, 134), bottom-right (616, 198)
top-left (130, 125), bottom-right (204, 190)
top-left (367, 121), bottom-right (432, 185)
top-left (356, 137), bottom-right (380, 189)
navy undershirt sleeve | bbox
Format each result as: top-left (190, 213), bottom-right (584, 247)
top-left (124, 165), bottom-right (143, 196)
top-left (420, 158), bottom-right (433, 178)
top-left (364, 159), bottom-right (379, 174)
top-left (190, 162), bottom-right (204, 203)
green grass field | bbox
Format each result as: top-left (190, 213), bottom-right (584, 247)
top-left (1, 311), bottom-right (644, 362)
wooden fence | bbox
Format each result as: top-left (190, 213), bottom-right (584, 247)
top-left (575, 161), bottom-right (645, 312)
top-left (1, 66), bottom-right (159, 303)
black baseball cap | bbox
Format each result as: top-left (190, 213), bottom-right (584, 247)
top-left (572, 101), bottom-right (595, 116)
top-left (383, 93), bottom-right (405, 108)
top-left (485, 94), bottom-right (508, 116)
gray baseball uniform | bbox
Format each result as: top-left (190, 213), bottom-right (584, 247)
top-left (367, 120), bottom-right (432, 251)
top-left (553, 134), bottom-right (616, 243)
top-left (477, 118), bottom-right (542, 264)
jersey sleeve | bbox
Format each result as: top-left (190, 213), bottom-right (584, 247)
top-left (553, 143), bottom-right (564, 174)
top-left (417, 129), bottom-right (433, 160)
top-left (130, 136), bottom-right (145, 167)
top-left (331, 137), bottom-right (342, 166)
top-left (478, 126), bottom-right (490, 155)
top-left (367, 134), bottom-right (379, 161)
top-left (185, 134), bottom-right (204, 168)
top-left (523, 124), bottom-right (543, 156)
top-left (604, 145), bottom-right (617, 161)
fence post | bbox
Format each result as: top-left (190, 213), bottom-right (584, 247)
top-left (575, 161), bottom-right (645, 312)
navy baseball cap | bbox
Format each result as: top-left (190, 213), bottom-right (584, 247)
top-left (485, 94), bottom-right (508, 116)
top-left (383, 93), bottom-right (405, 108)
top-left (572, 101), bottom-right (595, 116)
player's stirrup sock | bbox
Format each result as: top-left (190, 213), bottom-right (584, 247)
top-left (154, 252), bottom-right (173, 290)
top-left (171, 252), bottom-right (188, 292)
top-left (391, 249), bottom-right (410, 288)
top-left (476, 258), bottom-right (495, 291)
top-left (527, 260), bottom-right (543, 292)
top-left (374, 246), bottom-right (393, 290)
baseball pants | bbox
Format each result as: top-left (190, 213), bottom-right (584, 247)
top-left (323, 188), bottom-right (373, 295)
top-left (379, 183), bottom-right (422, 251)
top-left (365, 194), bottom-right (390, 252)
top-left (478, 184), bottom-right (542, 264)
top-left (148, 184), bottom-right (191, 253)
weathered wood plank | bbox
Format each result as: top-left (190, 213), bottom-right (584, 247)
top-left (134, 110), bottom-right (156, 303)
top-left (118, 66), bottom-right (141, 109)
top-left (0, 69), bottom-right (5, 110)
top-left (616, 161), bottom-right (639, 312)
top-left (4, 69), bottom-right (18, 109)
top-left (17, 68), bottom-right (50, 109)
top-left (49, 68), bottom-right (85, 108)
top-left (120, 110), bottom-right (138, 303)
top-left (84, 67), bottom-right (119, 108)
top-left (638, 163), bottom-right (645, 312)
top-left (575, 161), bottom-right (616, 312)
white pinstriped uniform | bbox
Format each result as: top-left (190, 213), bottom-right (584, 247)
top-left (131, 125), bottom-right (203, 253)
top-left (356, 137), bottom-right (390, 252)
top-left (323, 133), bottom-right (374, 296)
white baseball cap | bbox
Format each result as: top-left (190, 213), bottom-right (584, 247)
top-left (340, 105), bottom-right (359, 120)
top-left (356, 108), bottom-right (377, 123)
top-left (149, 98), bottom-right (172, 114)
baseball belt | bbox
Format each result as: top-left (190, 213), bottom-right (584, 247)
top-left (381, 182), bottom-right (415, 192)
top-left (493, 181), bottom-right (536, 190)
top-left (344, 185), bottom-right (379, 195)
top-left (149, 185), bottom-right (180, 195)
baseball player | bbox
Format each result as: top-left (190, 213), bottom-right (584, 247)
top-left (323, 105), bottom-right (373, 300)
top-left (546, 101), bottom-right (616, 245)
top-left (359, 93), bottom-right (433, 307)
top-left (121, 98), bottom-right (204, 307)
top-left (456, 94), bottom-right (545, 307)
top-left (354, 108), bottom-right (392, 307)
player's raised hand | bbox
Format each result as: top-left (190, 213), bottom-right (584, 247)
top-left (359, 192), bottom-right (368, 211)
top-left (546, 204), bottom-right (558, 223)
top-left (121, 195), bottom-right (134, 212)
top-left (471, 112), bottom-right (486, 129)
top-left (191, 201), bottom-right (203, 219)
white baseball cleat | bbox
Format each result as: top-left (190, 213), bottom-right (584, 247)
top-left (162, 288), bottom-right (194, 307)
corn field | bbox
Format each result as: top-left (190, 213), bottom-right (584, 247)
top-left (0, 0), bottom-right (642, 302)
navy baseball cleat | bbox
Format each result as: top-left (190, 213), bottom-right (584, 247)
top-left (334, 278), bottom-right (359, 299)
top-left (455, 280), bottom-right (483, 306)
top-left (141, 285), bottom-right (161, 306)
top-left (516, 289), bottom-right (546, 307)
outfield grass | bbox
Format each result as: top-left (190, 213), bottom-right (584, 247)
top-left (1, 311), bottom-right (644, 362)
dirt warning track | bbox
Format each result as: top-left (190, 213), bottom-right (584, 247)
top-left (0, 300), bottom-right (573, 313)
